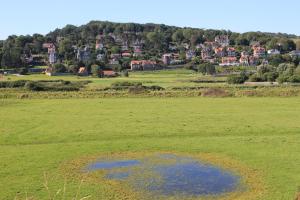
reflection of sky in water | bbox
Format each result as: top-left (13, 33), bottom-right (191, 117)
top-left (86, 154), bottom-right (241, 197)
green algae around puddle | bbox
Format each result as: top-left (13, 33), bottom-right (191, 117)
top-left (85, 153), bottom-right (245, 198)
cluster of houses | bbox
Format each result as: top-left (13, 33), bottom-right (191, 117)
top-left (130, 60), bottom-right (161, 71)
top-left (38, 33), bottom-right (300, 76)
top-left (41, 33), bottom-right (163, 73)
top-left (163, 36), bottom-right (267, 67)
top-left (163, 35), bottom-right (300, 67)
top-left (95, 33), bottom-right (144, 64)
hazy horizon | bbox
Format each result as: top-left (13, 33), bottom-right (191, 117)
top-left (1, 0), bottom-right (300, 40)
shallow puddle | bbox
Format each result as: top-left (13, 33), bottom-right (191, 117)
top-left (85, 153), bottom-right (243, 198)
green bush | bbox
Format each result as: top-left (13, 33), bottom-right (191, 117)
top-left (277, 74), bottom-right (290, 84)
top-left (145, 85), bottom-right (165, 91)
top-left (197, 63), bottom-right (216, 75)
top-left (91, 65), bottom-right (101, 77)
top-left (248, 74), bottom-right (263, 82)
top-left (288, 75), bottom-right (300, 83)
top-left (227, 73), bottom-right (248, 84)
top-left (295, 66), bottom-right (300, 75)
top-left (122, 70), bottom-right (129, 77)
top-left (17, 68), bottom-right (28, 75)
top-left (111, 81), bottom-right (142, 87)
top-left (53, 63), bottom-right (67, 73)
top-left (23, 80), bottom-right (90, 91)
top-left (24, 81), bottom-right (44, 91)
top-left (0, 80), bottom-right (28, 88)
top-left (263, 72), bottom-right (279, 82)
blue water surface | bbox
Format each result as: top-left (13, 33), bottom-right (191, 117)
top-left (86, 154), bottom-right (242, 197)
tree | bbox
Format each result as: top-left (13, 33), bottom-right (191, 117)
top-left (205, 63), bottom-right (216, 75)
top-left (67, 65), bottom-right (79, 74)
top-left (277, 63), bottom-right (296, 76)
top-left (296, 40), bottom-right (300, 50)
top-left (266, 38), bottom-right (279, 50)
top-left (122, 70), bottom-right (129, 77)
top-left (182, 29), bottom-right (193, 42)
top-left (295, 66), bottom-right (300, 75)
top-left (172, 30), bottom-right (184, 44)
top-left (268, 55), bottom-right (285, 67)
top-left (277, 38), bottom-right (296, 52)
top-left (227, 72), bottom-right (249, 84)
top-left (146, 32), bottom-right (166, 50)
top-left (58, 38), bottom-right (73, 60)
top-left (110, 46), bottom-right (121, 54)
top-left (197, 64), bottom-right (206, 75)
top-left (197, 63), bottom-right (216, 75)
top-left (91, 64), bottom-right (103, 77)
top-left (52, 63), bottom-right (67, 73)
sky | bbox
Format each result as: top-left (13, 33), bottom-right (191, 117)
top-left (0, 0), bottom-right (299, 40)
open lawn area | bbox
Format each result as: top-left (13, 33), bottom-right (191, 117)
top-left (2, 69), bottom-right (227, 89)
top-left (1, 97), bottom-right (300, 199)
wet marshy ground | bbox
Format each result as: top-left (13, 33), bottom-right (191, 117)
top-left (85, 153), bottom-right (244, 198)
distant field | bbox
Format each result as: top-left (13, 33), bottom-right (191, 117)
top-left (2, 69), bottom-right (300, 99)
top-left (1, 97), bottom-right (300, 199)
top-left (2, 69), bottom-right (227, 88)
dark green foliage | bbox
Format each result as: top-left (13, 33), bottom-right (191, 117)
top-left (111, 81), bottom-right (142, 87)
top-left (122, 70), bottom-right (129, 77)
top-left (110, 46), bottom-right (121, 54)
top-left (263, 72), bottom-right (278, 82)
top-left (91, 64), bottom-right (101, 77)
top-left (67, 65), bottom-right (79, 74)
top-left (0, 80), bottom-right (90, 91)
top-left (0, 80), bottom-right (28, 88)
top-left (58, 38), bottom-right (74, 60)
top-left (24, 80), bottom-right (90, 91)
top-left (146, 85), bottom-right (164, 91)
top-left (277, 74), bottom-right (290, 84)
top-left (17, 68), bottom-right (28, 75)
top-left (184, 63), bottom-right (196, 71)
top-left (227, 72), bottom-right (249, 84)
top-left (248, 74), bottom-right (263, 82)
top-left (0, 20), bottom-right (298, 69)
top-left (25, 81), bottom-right (80, 91)
top-left (109, 81), bottom-right (164, 91)
top-left (53, 63), bottom-right (67, 73)
top-left (197, 63), bottom-right (216, 75)
top-left (295, 66), bottom-right (300, 75)
top-left (268, 55), bottom-right (286, 67)
top-left (287, 75), bottom-right (300, 83)
top-left (247, 63), bottom-right (300, 83)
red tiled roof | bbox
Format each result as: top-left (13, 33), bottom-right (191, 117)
top-left (222, 57), bottom-right (237, 63)
top-left (103, 70), bottom-right (116, 76)
top-left (131, 60), bottom-right (142, 65)
top-left (142, 60), bottom-right (157, 65)
top-left (122, 52), bottom-right (131, 56)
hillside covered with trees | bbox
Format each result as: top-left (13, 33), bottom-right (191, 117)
top-left (0, 20), bottom-right (300, 72)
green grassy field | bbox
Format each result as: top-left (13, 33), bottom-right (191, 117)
top-left (2, 69), bottom-right (227, 89)
top-left (1, 70), bottom-right (300, 199)
top-left (1, 97), bottom-right (300, 199)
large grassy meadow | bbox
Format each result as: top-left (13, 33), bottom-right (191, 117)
top-left (1, 70), bottom-right (300, 199)
top-left (1, 97), bottom-right (300, 199)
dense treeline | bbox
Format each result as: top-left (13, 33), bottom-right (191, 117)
top-left (0, 20), bottom-right (299, 69)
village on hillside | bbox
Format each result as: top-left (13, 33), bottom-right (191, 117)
top-left (35, 34), bottom-right (300, 77)
top-left (1, 20), bottom-right (300, 79)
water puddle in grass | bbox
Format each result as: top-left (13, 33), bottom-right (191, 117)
top-left (85, 154), bottom-right (243, 198)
